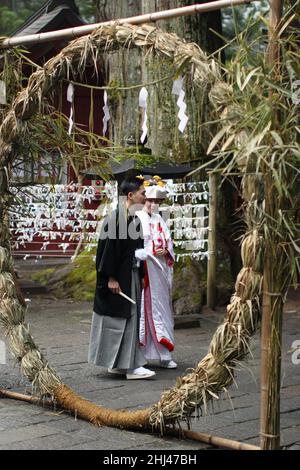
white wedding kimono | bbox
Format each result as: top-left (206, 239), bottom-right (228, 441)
top-left (136, 210), bottom-right (175, 361)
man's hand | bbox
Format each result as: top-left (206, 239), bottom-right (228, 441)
top-left (108, 277), bottom-right (121, 294)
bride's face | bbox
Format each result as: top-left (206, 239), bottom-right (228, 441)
top-left (144, 199), bottom-right (159, 214)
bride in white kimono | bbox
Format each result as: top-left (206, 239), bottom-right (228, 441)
top-left (136, 178), bottom-right (177, 369)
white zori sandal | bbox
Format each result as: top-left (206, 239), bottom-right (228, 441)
top-left (126, 367), bottom-right (156, 379)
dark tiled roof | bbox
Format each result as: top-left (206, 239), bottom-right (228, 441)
top-left (83, 160), bottom-right (192, 179)
top-left (12, 1), bottom-right (84, 37)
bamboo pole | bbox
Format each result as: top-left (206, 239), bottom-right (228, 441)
top-left (0, 388), bottom-right (52, 407)
top-left (260, 0), bottom-right (284, 451)
top-left (0, 0), bottom-right (256, 50)
top-left (207, 172), bottom-right (217, 309)
top-left (181, 429), bottom-right (260, 450)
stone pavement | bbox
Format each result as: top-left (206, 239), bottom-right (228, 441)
top-left (0, 281), bottom-right (299, 450)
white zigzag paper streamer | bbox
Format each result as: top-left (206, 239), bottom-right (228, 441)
top-left (67, 83), bottom-right (74, 135)
top-left (0, 80), bottom-right (6, 105)
top-left (139, 87), bottom-right (148, 143)
top-left (172, 76), bottom-right (188, 133)
top-left (102, 90), bottom-right (110, 136)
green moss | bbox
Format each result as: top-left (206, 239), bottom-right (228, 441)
top-left (191, 290), bottom-right (202, 304)
top-left (68, 288), bottom-right (95, 302)
top-left (107, 78), bottom-right (123, 105)
top-left (33, 245), bottom-right (233, 307)
top-left (31, 268), bottom-right (56, 285)
top-left (172, 287), bottom-right (184, 302)
top-left (63, 249), bottom-right (96, 301)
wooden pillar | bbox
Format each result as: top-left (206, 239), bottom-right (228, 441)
top-left (260, 0), bottom-right (284, 451)
top-left (207, 172), bottom-right (217, 309)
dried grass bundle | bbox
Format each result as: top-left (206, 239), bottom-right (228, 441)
top-left (149, 354), bottom-right (234, 430)
top-left (155, 32), bottom-right (178, 57)
top-left (241, 231), bottom-right (264, 272)
top-left (32, 366), bottom-right (62, 397)
top-left (244, 201), bottom-right (265, 230)
top-left (226, 295), bottom-right (259, 334)
top-left (209, 322), bottom-right (251, 361)
top-left (0, 298), bottom-right (24, 327)
top-left (209, 82), bottom-right (233, 110)
top-left (21, 348), bottom-right (47, 381)
top-left (0, 246), bottom-right (11, 271)
top-left (0, 272), bottom-right (16, 298)
top-left (1, 111), bottom-right (19, 142)
top-left (9, 323), bottom-right (36, 360)
top-left (0, 140), bottom-right (12, 160)
top-left (235, 267), bottom-right (262, 302)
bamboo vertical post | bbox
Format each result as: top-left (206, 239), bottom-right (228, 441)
top-left (207, 172), bottom-right (217, 309)
top-left (260, 0), bottom-right (284, 451)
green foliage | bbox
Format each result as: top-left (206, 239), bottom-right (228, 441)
top-left (76, 0), bottom-right (95, 22)
top-left (0, 49), bottom-right (25, 123)
top-left (0, 1), bottom-right (44, 35)
top-left (0, 1), bottom-right (96, 36)
top-left (209, 4), bottom-right (300, 288)
top-left (221, 0), bottom-right (269, 61)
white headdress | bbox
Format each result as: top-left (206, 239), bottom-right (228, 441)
top-left (145, 185), bottom-right (167, 199)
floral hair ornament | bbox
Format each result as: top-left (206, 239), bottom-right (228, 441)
top-left (152, 175), bottom-right (166, 187)
top-left (136, 175), bottom-right (144, 181)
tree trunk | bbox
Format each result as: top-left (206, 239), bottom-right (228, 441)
top-left (140, 0), bottom-right (223, 160)
top-left (94, 1), bottom-right (142, 148)
top-left (93, 0), bottom-right (223, 158)
top-left (142, 0), bottom-right (223, 54)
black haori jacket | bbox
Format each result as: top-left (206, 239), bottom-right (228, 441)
top-left (93, 208), bottom-right (144, 319)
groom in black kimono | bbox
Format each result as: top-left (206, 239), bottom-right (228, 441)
top-left (88, 175), bottom-right (156, 379)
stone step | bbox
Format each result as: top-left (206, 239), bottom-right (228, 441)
top-left (19, 280), bottom-right (48, 295)
top-left (174, 314), bottom-right (201, 329)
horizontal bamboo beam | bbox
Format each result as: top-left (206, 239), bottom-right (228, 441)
top-left (0, 388), bottom-right (52, 407)
top-left (1, 0), bottom-right (255, 50)
top-left (182, 429), bottom-right (260, 450)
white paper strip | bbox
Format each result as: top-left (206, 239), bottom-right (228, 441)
top-left (10, 181), bottom-right (209, 261)
top-left (0, 80), bottom-right (6, 105)
top-left (67, 83), bottom-right (74, 135)
top-left (102, 90), bottom-right (110, 136)
top-left (172, 76), bottom-right (183, 95)
top-left (172, 76), bottom-right (188, 133)
top-left (139, 87), bottom-right (148, 143)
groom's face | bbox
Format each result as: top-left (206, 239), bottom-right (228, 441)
top-left (128, 185), bottom-right (146, 212)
